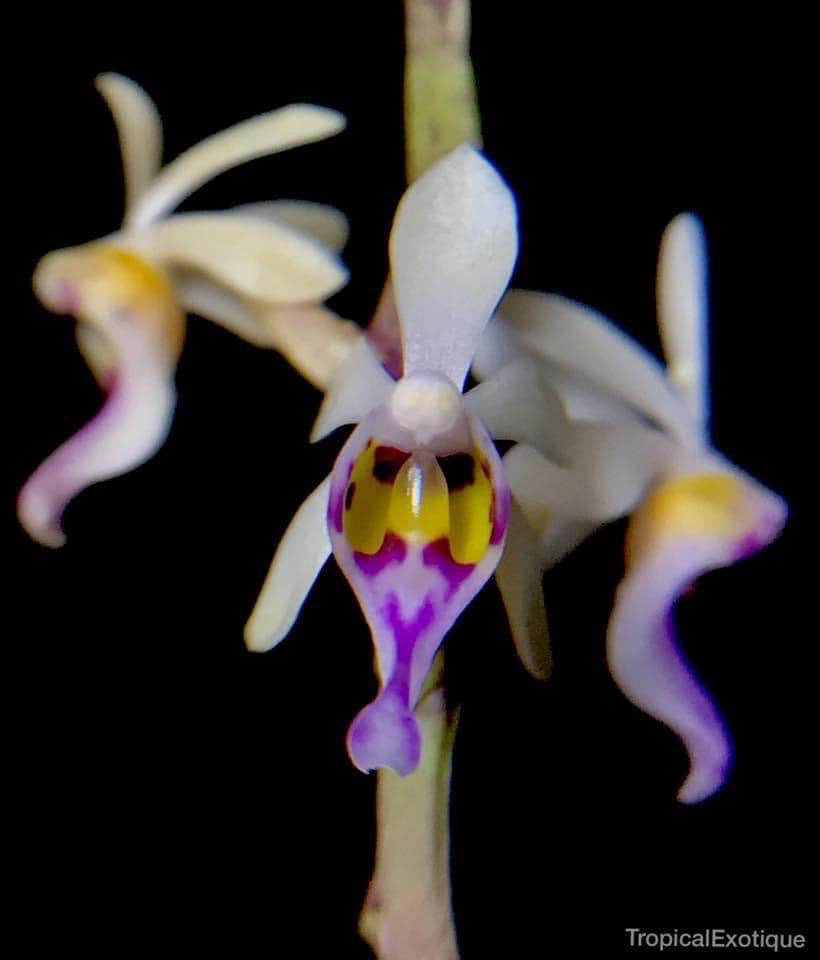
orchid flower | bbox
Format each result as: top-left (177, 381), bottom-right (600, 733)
top-left (19, 73), bottom-right (353, 548)
top-left (245, 144), bottom-right (566, 777)
top-left (472, 213), bottom-right (788, 803)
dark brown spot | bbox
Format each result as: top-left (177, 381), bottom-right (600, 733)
top-left (372, 446), bottom-right (410, 484)
top-left (345, 482), bottom-right (356, 510)
top-left (439, 453), bottom-right (475, 492)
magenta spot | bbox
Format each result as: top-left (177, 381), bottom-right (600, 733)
top-left (733, 534), bottom-right (764, 562)
top-left (373, 446), bottom-right (410, 483)
top-left (354, 533), bottom-right (407, 576)
top-left (52, 279), bottom-right (81, 314)
top-left (422, 538), bottom-right (475, 598)
top-left (439, 453), bottom-right (475, 491)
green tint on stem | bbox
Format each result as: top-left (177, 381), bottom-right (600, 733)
top-left (404, 0), bottom-right (481, 182)
top-left (359, 676), bottom-right (460, 960)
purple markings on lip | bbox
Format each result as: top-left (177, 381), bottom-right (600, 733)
top-left (422, 538), bottom-right (474, 598)
top-left (346, 591), bottom-right (435, 776)
top-left (491, 481), bottom-right (511, 545)
top-left (733, 506), bottom-right (786, 562)
top-left (732, 533), bottom-right (765, 563)
top-left (383, 591), bottom-right (436, 702)
top-left (354, 532), bottom-right (407, 576)
top-left (329, 461), bottom-right (354, 533)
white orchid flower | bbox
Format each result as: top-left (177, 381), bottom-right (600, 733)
top-left (246, 145), bottom-right (564, 776)
top-left (19, 73), bottom-right (354, 548)
top-left (472, 213), bottom-right (788, 803)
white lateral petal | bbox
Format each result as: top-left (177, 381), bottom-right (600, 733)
top-left (500, 290), bottom-right (696, 442)
top-left (233, 200), bottom-right (349, 252)
top-left (311, 338), bottom-right (394, 441)
top-left (474, 315), bottom-right (654, 428)
top-left (95, 73), bottom-right (163, 214)
top-left (656, 213), bottom-right (709, 437)
top-left (176, 272), bottom-right (269, 344)
top-left (503, 422), bottom-right (666, 525)
top-left (389, 145), bottom-right (518, 389)
top-left (258, 305), bottom-right (361, 391)
top-left (463, 358), bottom-right (568, 461)
top-left (537, 516), bottom-right (599, 572)
top-left (134, 213), bottom-right (348, 303)
top-left (177, 273), bottom-right (359, 388)
top-left (495, 500), bottom-right (553, 680)
top-left (470, 313), bottom-right (525, 381)
top-left (128, 104), bottom-right (346, 229)
top-left (536, 357), bottom-right (643, 425)
top-left (244, 477), bottom-right (332, 652)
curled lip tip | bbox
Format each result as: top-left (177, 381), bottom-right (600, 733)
top-left (17, 482), bottom-right (67, 549)
top-left (347, 693), bottom-right (423, 777)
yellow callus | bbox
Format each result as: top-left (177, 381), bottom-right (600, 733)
top-left (343, 442), bottom-right (399, 555)
top-left (34, 243), bottom-right (185, 362)
top-left (446, 454), bottom-right (492, 564)
top-left (626, 471), bottom-right (748, 563)
top-left (343, 441), bottom-right (494, 565)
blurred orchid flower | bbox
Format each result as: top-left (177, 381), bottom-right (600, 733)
top-left (246, 145), bottom-right (562, 777)
top-left (473, 213), bottom-right (787, 802)
top-left (19, 73), bottom-right (353, 548)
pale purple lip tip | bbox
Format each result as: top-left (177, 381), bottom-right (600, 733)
top-left (347, 693), bottom-right (422, 777)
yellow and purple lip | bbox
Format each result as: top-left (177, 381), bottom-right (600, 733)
top-left (330, 415), bottom-right (510, 777)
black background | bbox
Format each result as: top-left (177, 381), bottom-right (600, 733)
top-left (9, 5), bottom-right (813, 957)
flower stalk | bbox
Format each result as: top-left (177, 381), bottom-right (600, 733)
top-left (357, 3), bottom-right (481, 955)
top-left (404, 0), bottom-right (481, 182)
top-left (359, 661), bottom-right (460, 960)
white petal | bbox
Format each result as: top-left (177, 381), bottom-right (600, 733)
top-left (537, 516), bottom-right (599, 571)
top-left (503, 422), bottom-right (667, 525)
top-left (127, 104), bottom-right (346, 230)
top-left (258, 305), bottom-right (360, 391)
top-left (470, 313), bottom-right (526, 380)
top-left (176, 272), bottom-right (269, 344)
top-left (656, 213), bottom-right (709, 436)
top-left (132, 212), bottom-right (348, 303)
top-left (244, 477), bottom-right (332, 652)
top-left (389, 145), bottom-right (517, 389)
top-left (233, 200), bottom-right (349, 252)
top-left (499, 290), bottom-right (696, 442)
top-left (311, 338), bottom-right (394, 441)
top-left (474, 315), bottom-right (654, 428)
top-left (536, 358), bottom-right (642, 425)
top-left (495, 500), bottom-right (553, 680)
top-left (95, 73), bottom-right (162, 214)
top-left (463, 358), bottom-right (568, 461)
top-left (177, 273), bottom-right (359, 389)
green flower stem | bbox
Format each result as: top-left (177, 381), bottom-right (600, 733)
top-left (404, 0), bottom-right (481, 182)
top-left (357, 7), bottom-right (481, 956)
top-left (359, 667), bottom-right (460, 960)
